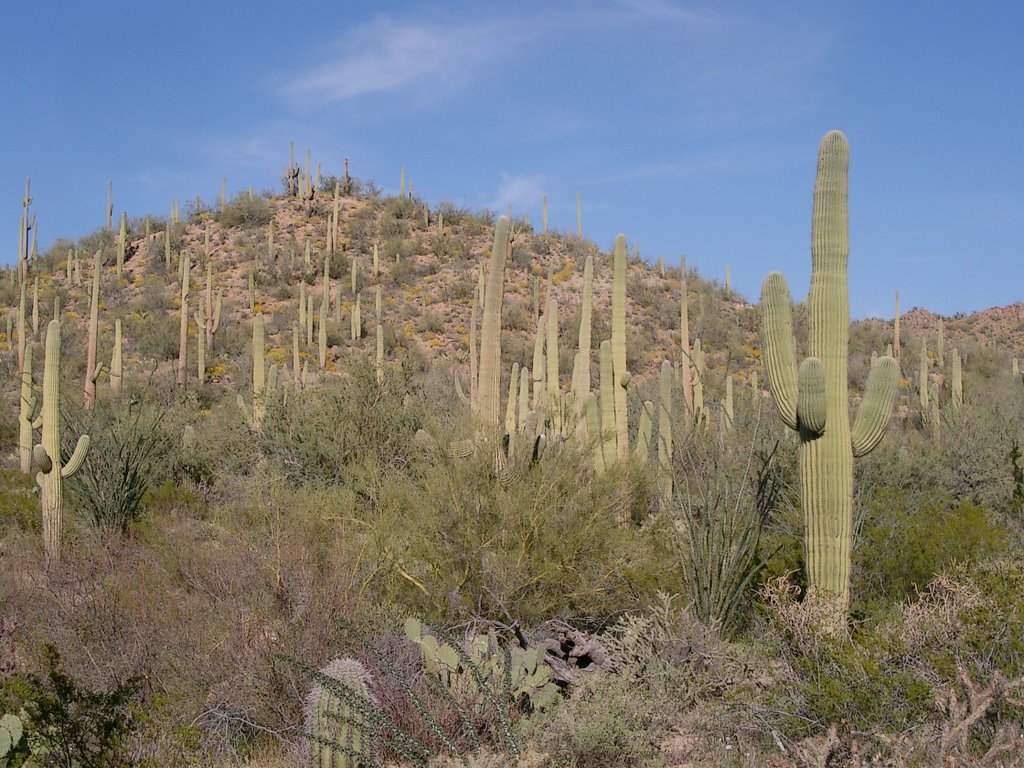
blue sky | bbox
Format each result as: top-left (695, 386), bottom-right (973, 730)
top-left (2, 1), bottom-right (1021, 318)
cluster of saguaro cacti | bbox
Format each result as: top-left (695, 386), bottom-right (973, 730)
top-left (34, 320), bottom-right (91, 566)
top-left (304, 657), bottom-right (375, 768)
top-left (760, 131), bottom-right (899, 621)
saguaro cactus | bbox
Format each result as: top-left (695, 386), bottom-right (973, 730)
top-left (84, 250), bottom-right (101, 410)
top-left (475, 216), bottom-right (511, 431)
top-left (611, 234), bottom-right (630, 459)
top-left (657, 360), bottom-right (673, 500)
top-left (177, 254), bottom-right (191, 388)
top-left (34, 320), bottom-right (90, 566)
top-left (760, 131), bottom-right (899, 619)
top-left (238, 313), bottom-right (266, 430)
top-left (18, 345), bottom-right (37, 473)
top-left (110, 319), bottom-right (123, 394)
top-left (951, 348), bottom-right (963, 411)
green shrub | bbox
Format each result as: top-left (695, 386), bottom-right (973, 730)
top-left (6, 646), bottom-right (140, 768)
top-left (217, 194), bottom-right (273, 229)
top-left (853, 489), bottom-right (1008, 617)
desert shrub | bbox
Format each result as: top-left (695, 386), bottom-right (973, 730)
top-left (0, 469), bottom-right (38, 533)
top-left (129, 310), bottom-right (179, 362)
top-left (217, 194), bottom-right (272, 229)
top-left (754, 576), bottom-right (935, 738)
top-left (526, 666), bottom-right (681, 767)
top-left (3, 646), bottom-right (140, 768)
top-left (365, 441), bottom-right (672, 625)
top-left (852, 489), bottom-right (1008, 617)
top-left (253, 357), bottom-right (426, 483)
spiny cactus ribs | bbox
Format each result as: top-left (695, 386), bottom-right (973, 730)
top-left (760, 131), bottom-right (899, 620)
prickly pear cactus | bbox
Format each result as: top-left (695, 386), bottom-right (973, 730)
top-left (404, 618), bottom-right (559, 713)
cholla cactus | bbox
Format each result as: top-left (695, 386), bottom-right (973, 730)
top-left (305, 658), bottom-right (376, 767)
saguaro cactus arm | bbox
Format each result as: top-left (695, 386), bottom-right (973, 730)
top-left (61, 436), bottom-right (91, 477)
top-left (796, 358), bottom-right (826, 435)
top-left (851, 357), bottom-right (899, 457)
top-left (760, 272), bottom-right (799, 430)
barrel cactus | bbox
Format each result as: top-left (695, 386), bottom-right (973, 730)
top-left (305, 657), bottom-right (375, 767)
top-left (760, 131), bottom-right (899, 622)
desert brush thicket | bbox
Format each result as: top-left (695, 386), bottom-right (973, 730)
top-left (1, 134), bottom-right (1023, 767)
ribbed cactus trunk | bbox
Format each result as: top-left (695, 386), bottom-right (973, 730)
top-left (85, 250), bottom-right (101, 410)
top-left (18, 345), bottom-right (35, 474)
top-left (35, 320), bottom-right (90, 568)
top-left (761, 132), bottom-right (899, 622)
top-left (893, 290), bottom-right (901, 360)
top-left (918, 342), bottom-right (929, 418)
top-left (116, 212), bottom-right (126, 277)
top-left (253, 314), bottom-right (266, 426)
top-left (111, 319), bottom-right (123, 394)
top-left (577, 253), bottom-right (593, 397)
top-left (305, 658), bottom-right (375, 768)
top-left (177, 254), bottom-right (190, 388)
top-left (657, 360), bottom-right (673, 500)
top-left (611, 235), bottom-right (630, 460)
top-left (599, 340), bottom-right (617, 470)
top-left (476, 216), bottom-right (511, 431)
top-left (546, 297), bottom-right (561, 437)
top-left (680, 269), bottom-right (694, 426)
top-left (951, 349), bottom-right (963, 410)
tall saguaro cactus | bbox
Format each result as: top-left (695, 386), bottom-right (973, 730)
top-left (611, 234), bottom-right (630, 460)
top-left (84, 250), bottom-right (101, 410)
top-left (475, 216), bottom-right (511, 431)
top-left (34, 320), bottom-right (90, 567)
top-left (760, 132), bottom-right (899, 620)
top-left (177, 254), bottom-right (191, 388)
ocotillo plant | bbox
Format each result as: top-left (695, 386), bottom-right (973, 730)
top-left (761, 132), bottom-right (899, 622)
top-left (34, 320), bottom-right (90, 567)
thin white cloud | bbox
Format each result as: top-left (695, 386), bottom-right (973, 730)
top-left (614, 0), bottom-right (716, 25)
top-left (486, 173), bottom-right (547, 213)
top-left (283, 16), bottom-right (521, 103)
